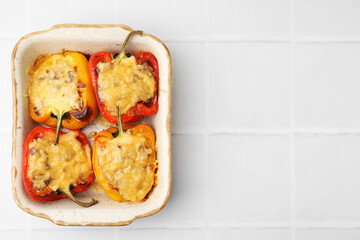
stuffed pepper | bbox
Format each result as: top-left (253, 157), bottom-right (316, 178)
top-left (23, 126), bottom-right (98, 207)
top-left (92, 107), bottom-right (157, 202)
top-left (28, 51), bottom-right (98, 132)
top-left (89, 30), bottom-right (159, 124)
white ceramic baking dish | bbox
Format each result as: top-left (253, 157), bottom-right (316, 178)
top-left (11, 24), bottom-right (172, 226)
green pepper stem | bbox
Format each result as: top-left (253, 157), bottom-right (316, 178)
top-left (116, 106), bottom-right (124, 136)
top-left (61, 187), bottom-right (98, 208)
top-left (54, 111), bottom-right (65, 145)
top-left (119, 30), bottom-right (143, 59)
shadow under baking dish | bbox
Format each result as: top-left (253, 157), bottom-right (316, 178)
top-left (11, 24), bottom-right (172, 226)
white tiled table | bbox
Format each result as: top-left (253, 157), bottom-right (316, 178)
top-left (2, 0), bottom-right (360, 239)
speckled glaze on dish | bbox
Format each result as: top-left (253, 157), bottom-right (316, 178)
top-left (11, 24), bottom-right (172, 226)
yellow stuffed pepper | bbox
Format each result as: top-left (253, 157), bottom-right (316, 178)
top-left (28, 51), bottom-right (98, 133)
top-left (92, 107), bottom-right (157, 202)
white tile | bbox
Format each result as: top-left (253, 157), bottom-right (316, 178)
top-left (294, 43), bottom-right (360, 129)
top-left (0, 39), bottom-right (17, 133)
top-left (0, 1), bottom-right (28, 38)
top-left (208, 134), bottom-right (291, 224)
top-left (27, 215), bottom-right (61, 228)
top-left (115, 0), bottom-right (206, 40)
top-left (30, 229), bottom-right (116, 240)
top-left (295, 135), bottom-right (360, 224)
top-left (1, 230), bottom-right (29, 239)
top-left (0, 200), bottom-right (29, 229)
top-left (0, 133), bottom-right (29, 227)
top-left (27, 0), bottom-right (115, 32)
top-left (294, 0), bottom-right (360, 37)
top-left (208, 229), bottom-right (291, 240)
top-left (29, 229), bottom-right (205, 239)
top-left (208, 0), bottom-right (290, 38)
top-left (296, 229), bottom-right (360, 240)
top-left (208, 42), bottom-right (291, 131)
top-left (135, 135), bottom-right (205, 225)
top-left (116, 229), bottom-right (205, 240)
top-left (167, 42), bottom-right (206, 132)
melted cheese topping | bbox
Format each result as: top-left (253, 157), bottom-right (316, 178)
top-left (97, 56), bottom-right (155, 115)
top-left (28, 54), bottom-right (83, 116)
top-left (96, 114), bottom-right (115, 128)
top-left (97, 132), bottom-right (155, 202)
top-left (90, 181), bottom-right (104, 193)
top-left (27, 131), bottom-right (92, 192)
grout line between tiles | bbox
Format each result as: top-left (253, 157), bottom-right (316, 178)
top-left (295, 224), bottom-right (360, 229)
top-left (171, 129), bottom-right (206, 135)
top-left (23, 224), bottom-right (206, 231)
top-left (207, 36), bottom-right (290, 42)
top-left (293, 37), bottom-right (360, 43)
top-left (0, 225), bottom-right (291, 231)
top-left (171, 129), bottom-right (360, 136)
top-left (207, 224), bottom-right (292, 229)
top-left (208, 130), bottom-right (290, 135)
top-left (289, 66), bottom-right (296, 237)
top-left (163, 37), bottom-right (208, 42)
top-left (205, 130), bottom-right (360, 136)
top-left (292, 130), bottom-right (360, 135)
top-left (203, 0), bottom-right (210, 237)
top-left (7, 224), bottom-right (360, 231)
top-left (290, 0), bottom-right (296, 239)
top-left (203, 40), bottom-right (210, 238)
top-left (164, 37), bottom-right (360, 43)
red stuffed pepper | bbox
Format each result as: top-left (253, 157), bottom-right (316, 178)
top-left (89, 30), bottom-right (159, 124)
top-left (22, 126), bottom-right (98, 207)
